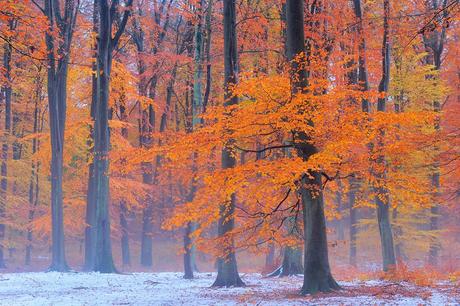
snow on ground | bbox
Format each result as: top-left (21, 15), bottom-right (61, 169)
top-left (0, 272), bottom-right (458, 305)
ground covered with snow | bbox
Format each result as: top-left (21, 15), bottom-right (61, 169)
top-left (0, 272), bottom-right (458, 305)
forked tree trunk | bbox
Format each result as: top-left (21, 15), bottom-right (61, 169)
top-left (285, 0), bottom-right (339, 294)
top-left (90, 0), bottom-right (132, 273)
top-left (44, 0), bottom-right (78, 271)
top-left (212, 0), bottom-right (244, 287)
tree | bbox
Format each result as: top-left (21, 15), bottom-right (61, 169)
top-left (0, 17), bottom-right (15, 269)
top-left (89, 0), bottom-right (133, 273)
top-left (42, 0), bottom-right (79, 272)
top-left (284, 0), bottom-right (340, 294)
top-left (373, 0), bottom-right (396, 272)
top-left (212, 0), bottom-right (244, 287)
top-left (422, 0), bottom-right (449, 266)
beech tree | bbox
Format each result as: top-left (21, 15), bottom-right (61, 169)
top-left (87, 0), bottom-right (133, 273)
top-left (41, 0), bottom-right (79, 272)
top-left (212, 0), bottom-right (244, 287)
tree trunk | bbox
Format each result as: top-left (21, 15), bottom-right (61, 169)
top-left (212, 0), bottom-right (244, 287)
top-left (202, 0), bottom-right (213, 113)
top-left (336, 182), bottom-right (345, 241)
top-left (347, 0), bottom-right (371, 268)
top-left (264, 243), bottom-right (275, 270)
top-left (374, 0), bottom-right (396, 272)
top-left (0, 20), bottom-right (14, 268)
top-left (92, 0), bottom-right (114, 273)
top-left (183, 221), bottom-right (194, 279)
top-left (349, 178), bottom-right (358, 267)
top-left (285, 0), bottom-right (338, 294)
top-left (422, 0), bottom-right (447, 266)
top-left (268, 217), bottom-right (303, 277)
top-left (90, 0), bottom-right (132, 273)
top-left (26, 79), bottom-right (43, 266)
top-left (44, 0), bottom-right (78, 271)
top-left (120, 200), bottom-right (130, 266)
top-left (84, 0), bottom-right (99, 271)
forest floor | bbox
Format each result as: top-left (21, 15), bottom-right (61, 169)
top-left (0, 272), bottom-right (458, 305)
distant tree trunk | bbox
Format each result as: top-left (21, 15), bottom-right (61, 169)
top-left (348, 178), bottom-right (358, 267)
top-left (139, 93), bottom-right (155, 267)
top-left (119, 102), bottom-right (130, 266)
top-left (336, 182), bottom-right (345, 241)
top-left (0, 20), bottom-right (14, 268)
top-left (26, 75), bottom-right (44, 266)
top-left (183, 0), bottom-right (208, 279)
top-left (85, 0), bottom-right (99, 271)
top-left (374, 0), bottom-right (396, 272)
top-left (132, 1), bottom-right (173, 267)
top-left (422, 0), bottom-right (448, 266)
top-left (44, 0), bottom-right (78, 272)
top-left (90, 0), bottom-right (132, 273)
top-left (212, 0), bottom-right (244, 287)
top-left (285, 0), bottom-right (339, 294)
top-left (268, 218), bottom-right (303, 277)
top-left (264, 243), bottom-right (275, 269)
top-left (348, 0), bottom-right (371, 267)
top-left (268, 246), bottom-right (302, 277)
top-left (202, 0), bottom-right (213, 113)
top-left (183, 221), bottom-right (194, 279)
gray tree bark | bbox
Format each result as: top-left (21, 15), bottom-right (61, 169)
top-left (43, 0), bottom-right (78, 272)
top-left (285, 0), bottom-right (339, 294)
top-left (212, 0), bottom-right (244, 287)
top-left (422, 0), bottom-right (448, 266)
top-left (0, 18), bottom-right (15, 269)
top-left (374, 0), bottom-right (396, 272)
top-left (89, 0), bottom-right (132, 273)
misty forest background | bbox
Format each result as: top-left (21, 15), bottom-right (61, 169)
top-left (0, 0), bottom-right (459, 295)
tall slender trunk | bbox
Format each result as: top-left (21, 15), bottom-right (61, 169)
top-left (422, 0), bottom-right (448, 266)
top-left (202, 0), bottom-right (213, 113)
top-left (91, 0), bottom-right (132, 273)
top-left (26, 76), bottom-right (43, 266)
top-left (44, 0), bottom-right (78, 271)
top-left (85, 0), bottom-right (99, 271)
top-left (374, 0), bottom-right (396, 272)
top-left (134, 1), bottom-right (174, 267)
top-left (347, 0), bottom-right (371, 267)
top-left (183, 0), bottom-right (208, 279)
top-left (349, 177), bottom-right (358, 266)
top-left (119, 102), bottom-right (130, 266)
top-left (0, 21), bottom-right (14, 268)
top-left (212, 0), bottom-right (244, 287)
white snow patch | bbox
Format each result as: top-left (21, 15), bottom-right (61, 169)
top-left (0, 272), bottom-right (456, 305)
